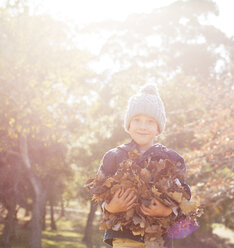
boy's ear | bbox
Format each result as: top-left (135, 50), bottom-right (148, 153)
top-left (156, 123), bottom-right (160, 134)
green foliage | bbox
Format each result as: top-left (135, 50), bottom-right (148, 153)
top-left (0, 0), bottom-right (233, 247)
top-left (0, 1), bottom-right (94, 246)
top-left (0, 210), bottom-right (108, 248)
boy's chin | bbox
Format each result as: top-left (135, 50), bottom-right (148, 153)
top-left (135, 141), bottom-right (153, 150)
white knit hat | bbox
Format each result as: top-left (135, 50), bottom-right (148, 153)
top-left (124, 84), bottom-right (166, 134)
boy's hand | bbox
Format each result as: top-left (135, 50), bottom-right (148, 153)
top-left (140, 198), bottom-right (172, 217)
top-left (104, 188), bottom-right (137, 214)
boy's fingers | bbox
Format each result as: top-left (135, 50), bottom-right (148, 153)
top-left (127, 203), bottom-right (136, 211)
top-left (124, 189), bottom-right (136, 199)
top-left (121, 188), bottom-right (132, 199)
top-left (123, 188), bottom-right (132, 195)
top-left (153, 198), bottom-right (160, 206)
top-left (126, 195), bottom-right (137, 206)
top-left (114, 188), bottom-right (121, 195)
top-left (114, 188), bottom-right (122, 198)
top-left (141, 204), bottom-right (151, 211)
top-left (140, 206), bottom-right (149, 215)
top-left (124, 191), bottom-right (136, 202)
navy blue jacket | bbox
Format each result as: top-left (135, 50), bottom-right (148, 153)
top-left (98, 140), bottom-right (191, 247)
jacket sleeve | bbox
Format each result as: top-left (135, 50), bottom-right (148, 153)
top-left (97, 148), bottom-right (118, 177)
top-left (165, 149), bottom-right (199, 239)
top-left (167, 149), bottom-right (191, 200)
top-left (96, 149), bottom-right (118, 211)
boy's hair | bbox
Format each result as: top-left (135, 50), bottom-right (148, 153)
top-left (124, 84), bottom-right (166, 134)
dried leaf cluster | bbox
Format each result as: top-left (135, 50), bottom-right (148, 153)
top-left (85, 150), bottom-right (202, 248)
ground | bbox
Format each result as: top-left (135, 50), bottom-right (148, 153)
top-left (0, 207), bottom-right (233, 248)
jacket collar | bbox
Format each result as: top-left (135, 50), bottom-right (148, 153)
top-left (117, 139), bottom-right (164, 156)
top-left (117, 139), bottom-right (137, 152)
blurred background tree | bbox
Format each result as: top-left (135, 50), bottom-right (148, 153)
top-left (0, 0), bottom-right (233, 248)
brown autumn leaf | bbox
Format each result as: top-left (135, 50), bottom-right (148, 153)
top-left (140, 168), bottom-right (151, 182)
top-left (128, 149), bottom-right (141, 160)
top-left (145, 224), bottom-right (162, 234)
top-left (85, 149), bottom-right (202, 247)
top-left (145, 237), bottom-right (167, 248)
top-left (104, 177), bottom-right (115, 188)
top-left (112, 222), bottom-right (122, 231)
top-left (126, 208), bottom-right (135, 220)
top-left (168, 191), bottom-right (183, 203)
top-left (110, 184), bottom-right (122, 195)
top-left (132, 228), bottom-right (145, 236)
top-left (180, 199), bottom-right (199, 215)
top-left (132, 215), bottom-right (142, 225)
top-left (84, 178), bottom-right (94, 188)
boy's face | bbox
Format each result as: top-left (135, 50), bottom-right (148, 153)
top-left (128, 114), bottom-right (159, 151)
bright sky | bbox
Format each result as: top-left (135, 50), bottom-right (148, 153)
top-left (41, 0), bottom-right (174, 23)
top-left (41, 0), bottom-right (234, 37)
top-left (37, 0), bottom-right (233, 74)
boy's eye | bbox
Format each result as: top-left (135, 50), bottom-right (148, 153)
top-left (147, 119), bottom-right (155, 124)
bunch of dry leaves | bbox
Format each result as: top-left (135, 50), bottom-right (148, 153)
top-left (85, 150), bottom-right (202, 248)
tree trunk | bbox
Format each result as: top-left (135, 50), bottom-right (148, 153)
top-left (60, 199), bottom-right (65, 217)
top-left (24, 208), bottom-right (30, 217)
top-left (29, 190), bottom-right (46, 248)
top-left (50, 200), bottom-right (57, 230)
top-left (20, 135), bottom-right (46, 248)
top-left (42, 205), bottom-right (46, 231)
top-left (2, 199), bottom-right (17, 248)
top-left (82, 201), bottom-right (98, 248)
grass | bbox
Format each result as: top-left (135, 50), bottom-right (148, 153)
top-left (212, 223), bottom-right (234, 245)
top-left (10, 229), bottom-right (29, 248)
top-left (2, 209), bottom-right (233, 248)
top-left (0, 208), bottom-right (107, 248)
top-left (42, 230), bottom-right (86, 248)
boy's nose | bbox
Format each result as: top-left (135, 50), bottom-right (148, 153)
top-left (139, 121), bottom-right (147, 129)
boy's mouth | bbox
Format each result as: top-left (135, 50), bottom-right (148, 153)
top-left (136, 132), bottom-right (149, 136)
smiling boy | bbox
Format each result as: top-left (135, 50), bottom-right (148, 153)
top-left (97, 84), bottom-right (191, 248)
top-left (128, 114), bottom-right (160, 151)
